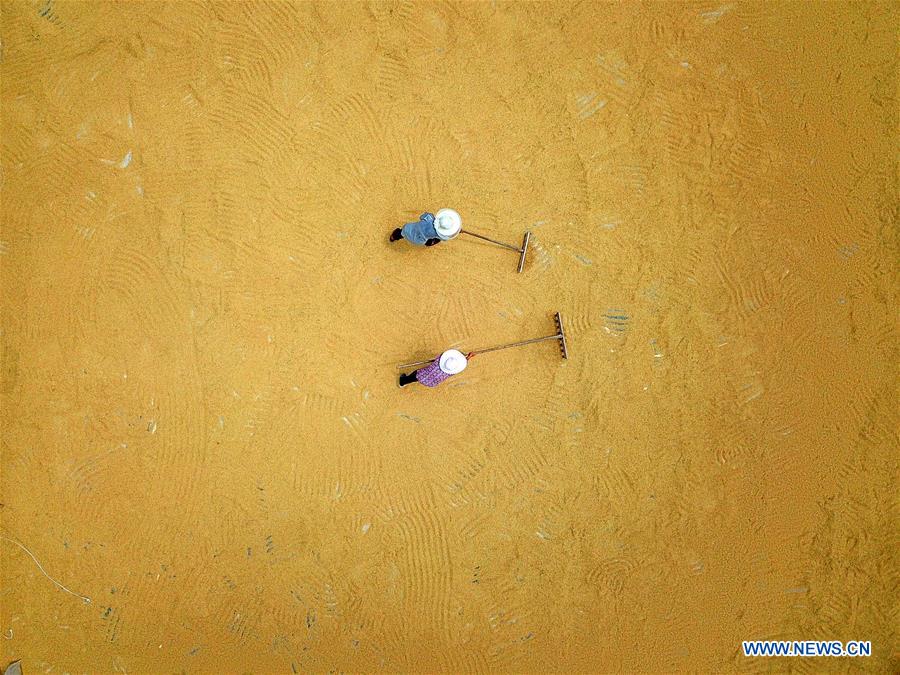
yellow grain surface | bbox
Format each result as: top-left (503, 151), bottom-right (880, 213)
top-left (1, 0), bottom-right (897, 672)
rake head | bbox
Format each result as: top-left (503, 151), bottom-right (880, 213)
top-left (554, 312), bottom-right (569, 359)
top-left (516, 231), bottom-right (531, 273)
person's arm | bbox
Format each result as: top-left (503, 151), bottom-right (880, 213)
top-left (421, 212), bottom-right (435, 224)
top-left (466, 352), bottom-right (476, 360)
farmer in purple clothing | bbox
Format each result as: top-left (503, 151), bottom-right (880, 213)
top-left (399, 349), bottom-right (472, 388)
top-left (390, 208), bottom-right (462, 247)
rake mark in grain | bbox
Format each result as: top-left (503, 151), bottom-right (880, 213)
top-left (377, 491), bottom-right (454, 645)
top-left (377, 52), bottom-right (407, 98)
top-left (603, 310), bottom-right (631, 335)
top-left (102, 607), bottom-right (122, 643)
top-left (576, 92), bottom-right (608, 120)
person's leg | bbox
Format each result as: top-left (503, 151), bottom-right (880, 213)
top-left (389, 228), bottom-right (403, 242)
top-left (398, 371), bottom-right (418, 387)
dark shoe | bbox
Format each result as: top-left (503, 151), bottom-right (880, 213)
top-left (398, 372), bottom-right (417, 387)
top-left (425, 238), bottom-right (440, 246)
top-left (389, 228), bottom-right (403, 242)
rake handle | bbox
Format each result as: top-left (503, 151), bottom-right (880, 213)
top-left (397, 358), bottom-right (438, 370)
top-left (469, 333), bottom-right (561, 356)
top-left (460, 229), bottom-right (523, 253)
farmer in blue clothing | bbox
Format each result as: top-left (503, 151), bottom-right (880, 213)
top-left (390, 208), bottom-right (461, 246)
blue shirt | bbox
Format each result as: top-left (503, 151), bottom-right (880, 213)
top-left (401, 212), bottom-right (438, 246)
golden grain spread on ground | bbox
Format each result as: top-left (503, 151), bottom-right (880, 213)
top-left (1, 1), bottom-right (897, 672)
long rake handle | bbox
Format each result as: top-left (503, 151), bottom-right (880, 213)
top-left (397, 334), bottom-right (562, 370)
top-left (470, 333), bottom-right (561, 356)
top-left (460, 229), bottom-right (523, 253)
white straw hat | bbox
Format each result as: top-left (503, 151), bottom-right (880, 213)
top-left (434, 208), bottom-right (462, 240)
top-left (439, 349), bottom-right (467, 375)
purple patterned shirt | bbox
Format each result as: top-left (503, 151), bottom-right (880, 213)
top-left (415, 358), bottom-right (452, 387)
